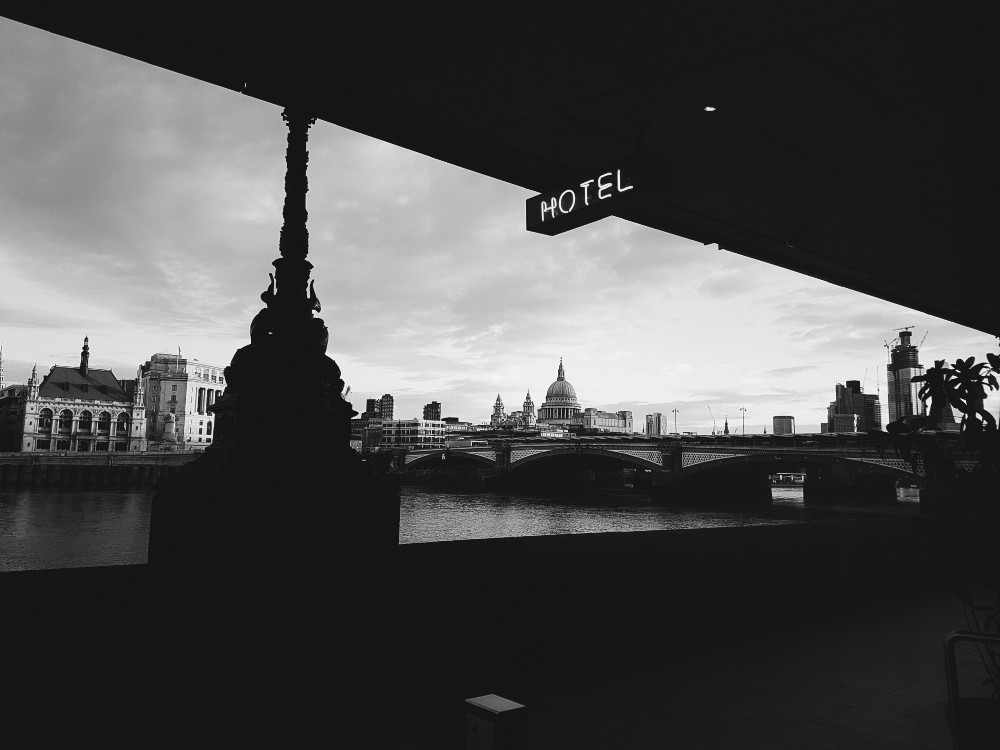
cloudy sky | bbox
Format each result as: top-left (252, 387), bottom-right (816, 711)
top-left (1, 18), bottom-right (997, 434)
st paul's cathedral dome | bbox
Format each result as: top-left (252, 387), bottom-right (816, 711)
top-left (537, 359), bottom-right (581, 424)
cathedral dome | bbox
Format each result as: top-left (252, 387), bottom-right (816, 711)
top-left (544, 358), bottom-right (578, 404)
top-left (545, 378), bottom-right (577, 402)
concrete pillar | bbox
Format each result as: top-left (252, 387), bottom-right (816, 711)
top-left (803, 464), bottom-right (858, 504)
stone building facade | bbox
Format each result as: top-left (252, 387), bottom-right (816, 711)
top-left (1, 337), bottom-right (147, 452)
top-left (140, 352), bottom-right (225, 450)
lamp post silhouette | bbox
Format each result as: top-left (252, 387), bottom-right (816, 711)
top-left (672, 408), bottom-right (679, 434)
top-left (739, 406), bottom-right (747, 434)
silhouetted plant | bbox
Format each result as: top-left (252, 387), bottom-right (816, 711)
top-left (902, 345), bottom-right (1000, 697)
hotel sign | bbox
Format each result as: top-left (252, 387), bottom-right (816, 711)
top-left (525, 158), bottom-right (669, 235)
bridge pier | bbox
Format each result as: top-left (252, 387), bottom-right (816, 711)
top-left (802, 465), bottom-right (898, 505)
top-left (664, 467), bottom-right (772, 508)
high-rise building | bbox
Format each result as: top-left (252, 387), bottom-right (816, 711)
top-left (379, 393), bottom-right (394, 420)
top-left (140, 352), bottom-right (225, 450)
top-left (772, 416), bottom-right (795, 435)
top-left (423, 401), bottom-right (442, 421)
top-left (824, 380), bottom-right (882, 434)
top-left (645, 413), bottom-right (668, 436)
top-left (365, 398), bottom-right (381, 418)
top-left (886, 330), bottom-right (925, 424)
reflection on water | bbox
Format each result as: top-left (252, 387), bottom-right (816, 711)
top-left (0, 484), bottom-right (919, 570)
top-left (398, 485), bottom-right (914, 544)
top-left (0, 489), bottom-right (154, 571)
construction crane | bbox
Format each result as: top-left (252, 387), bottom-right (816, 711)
top-left (861, 365), bottom-right (869, 391)
top-left (707, 405), bottom-right (718, 435)
top-left (883, 339), bottom-right (894, 362)
top-left (893, 325), bottom-right (915, 332)
top-left (919, 331), bottom-right (928, 349)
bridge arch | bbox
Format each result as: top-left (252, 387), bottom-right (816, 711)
top-left (508, 445), bottom-right (664, 473)
top-left (680, 450), bottom-right (924, 483)
top-left (404, 449), bottom-right (497, 470)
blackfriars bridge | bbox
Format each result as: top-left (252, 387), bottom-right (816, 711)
top-left (395, 433), bottom-right (977, 505)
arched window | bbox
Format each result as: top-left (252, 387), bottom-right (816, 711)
top-left (39, 409), bottom-right (53, 433)
top-left (79, 410), bottom-right (93, 433)
top-left (116, 412), bottom-right (130, 435)
top-left (97, 412), bottom-right (111, 434)
top-left (59, 410), bottom-right (73, 432)
top-left (206, 421), bottom-right (213, 436)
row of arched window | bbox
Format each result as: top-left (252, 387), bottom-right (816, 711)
top-left (37, 409), bottom-right (129, 435)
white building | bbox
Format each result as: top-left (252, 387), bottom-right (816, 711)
top-left (380, 419), bottom-right (446, 450)
top-left (141, 352), bottom-right (226, 450)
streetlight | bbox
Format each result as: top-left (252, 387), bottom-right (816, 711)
top-left (672, 408), bottom-right (679, 434)
top-left (739, 406), bottom-right (747, 434)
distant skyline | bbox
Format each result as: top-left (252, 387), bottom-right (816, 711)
top-left (1, 18), bottom-right (997, 434)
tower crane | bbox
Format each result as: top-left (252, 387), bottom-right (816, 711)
top-left (919, 331), bottom-right (928, 349)
top-left (893, 325), bottom-right (915, 332)
top-left (861, 365), bottom-right (869, 392)
top-left (707, 405), bottom-right (718, 435)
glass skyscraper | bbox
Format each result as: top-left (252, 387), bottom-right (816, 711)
top-left (886, 330), bottom-right (925, 424)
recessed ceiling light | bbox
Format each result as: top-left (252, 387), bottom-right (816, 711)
top-left (703, 105), bottom-right (717, 112)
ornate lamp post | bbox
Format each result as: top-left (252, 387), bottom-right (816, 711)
top-left (149, 106), bottom-right (399, 600)
top-left (672, 408), bottom-right (679, 434)
top-left (143, 105), bottom-right (401, 742)
top-left (740, 406), bottom-right (747, 434)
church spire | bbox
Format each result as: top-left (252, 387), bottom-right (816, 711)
top-left (80, 335), bottom-right (90, 376)
top-left (557, 358), bottom-right (565, 381)
top-left (27, 363), bottom-right (39, 400)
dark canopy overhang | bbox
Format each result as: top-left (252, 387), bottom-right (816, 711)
top-left (5, 1), bottom-right (997, 334)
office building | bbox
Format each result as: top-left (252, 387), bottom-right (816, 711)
top-left (575, 408), bottom-right (633, 434)
top-left (423, 401), bottom-right (442, 421)
top-left (823, 380), bottom-right (882, 434)
top-left (646, 413), bottom-right (668, 436)
top-left (380, 419), bottom-right (446, 450)
top-left (886, 330), bottom-right (925, 423)
top-left (379, 393), bottom-right (394, 420)
top-left (772, 416), bottom-right (795, 435)
top-left (141, 352), bottom-right (225, 450)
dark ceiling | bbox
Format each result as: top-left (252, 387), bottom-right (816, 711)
top-left (4, 2), bottom-right (998, 335)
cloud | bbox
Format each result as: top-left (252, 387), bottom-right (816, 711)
top-left (1, 19), bottom-right (998, 430)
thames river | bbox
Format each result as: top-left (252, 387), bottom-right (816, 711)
top-left (0, 485), bottom-right (919, 572)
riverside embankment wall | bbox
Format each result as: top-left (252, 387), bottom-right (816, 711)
top-left (0, 452), bottom-right (200, 489)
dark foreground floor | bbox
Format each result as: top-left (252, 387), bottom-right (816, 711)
top-left (3, 515), bottom-right (995, 748)
top-left (361, 586), bottom-right (990, 750)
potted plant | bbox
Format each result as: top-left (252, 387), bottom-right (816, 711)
top-left (891, 349), bottom-right (999, 748)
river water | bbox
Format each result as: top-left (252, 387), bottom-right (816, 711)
top-left (0, 485), bottom-right (920, 572)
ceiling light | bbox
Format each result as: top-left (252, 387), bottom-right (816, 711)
top-left (703, 105), bottom-right (717, 112)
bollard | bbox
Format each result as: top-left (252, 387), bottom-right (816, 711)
top-left (465, 694), bottom-right (526, 750)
